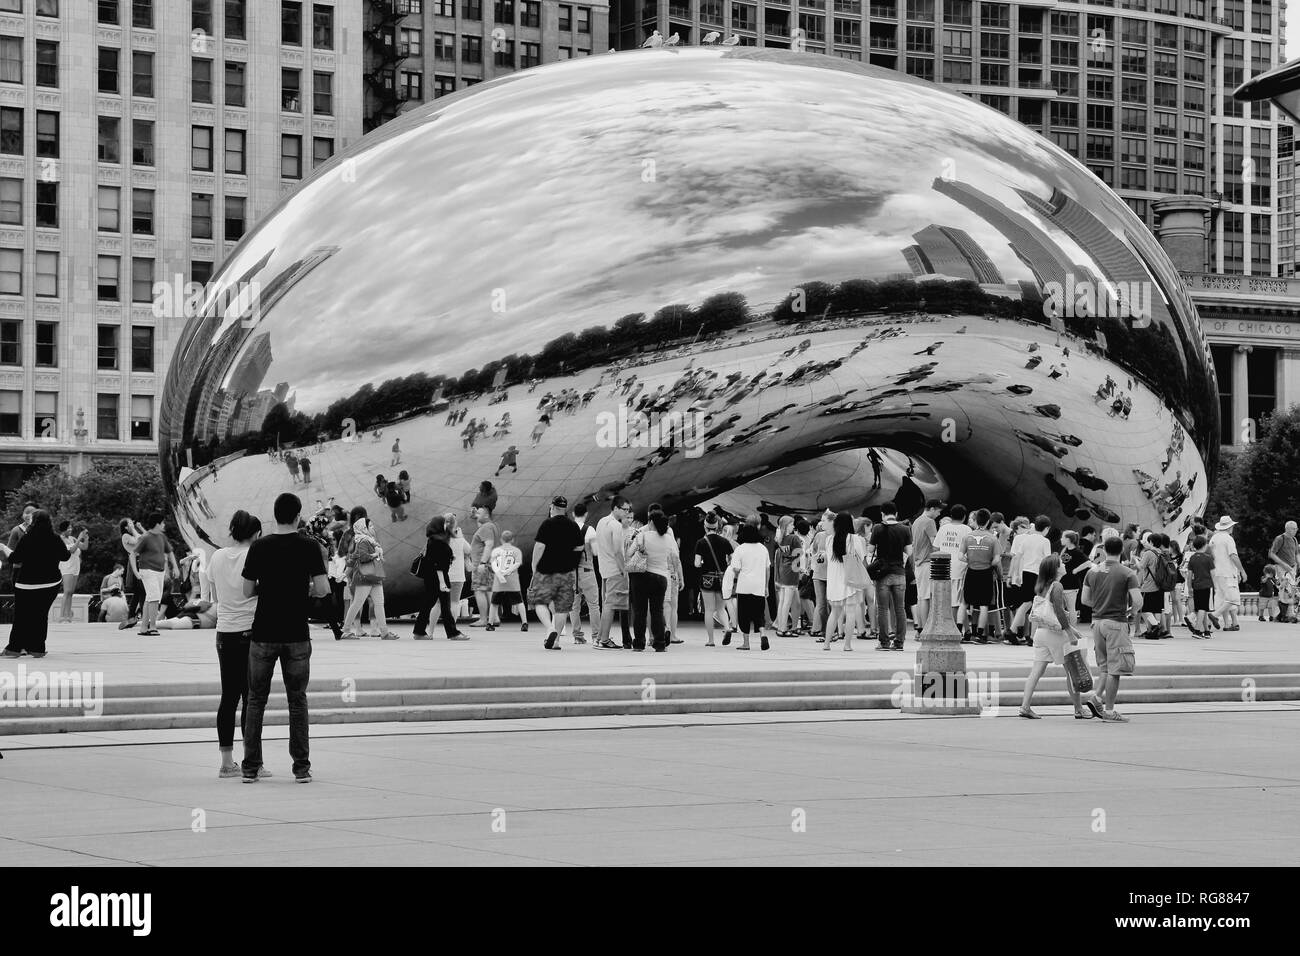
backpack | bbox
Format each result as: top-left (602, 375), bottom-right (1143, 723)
top-left (1149, 552), bottom-right (1176, 591)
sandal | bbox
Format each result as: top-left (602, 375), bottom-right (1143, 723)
top-left (1018, 708), bottom-right (1041, 719)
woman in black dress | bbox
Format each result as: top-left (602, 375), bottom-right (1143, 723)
top-left (2, 510), bottom-right (70, 658)
top-left (413, 515), bottom-right (467, 640)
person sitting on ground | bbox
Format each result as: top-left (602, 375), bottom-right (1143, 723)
top-left (156, 599), bottom-right (218, 629)
top-left (100, 587), bottom-right (130, 623)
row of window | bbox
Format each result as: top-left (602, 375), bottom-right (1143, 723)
top-left (87, 0), bottom-right (336, 50)
top-left (0, 320), bottom-right (150, 374)
top-left (433, 0), bottom-right (547, 28)
top-left (0, 388), bottom-right (153, 442)
top-left (432, 34), bottom-right (544, 67)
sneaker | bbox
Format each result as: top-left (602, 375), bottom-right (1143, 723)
top-left (219, 765), bottom-right (242, 778)
top-left (446, 632), bottom-right (470, 641)
top-left (520, 624), bottom-right (528, 632)
top-left (412, 632), bottom-right (433, 640)
top-left (1098, 709), bottom-right (1129, 723)
top-left (295, 772), bottom-right (313, 783)
top-left (1208, 613), bottom-right (1222, 630)
top-left (594, 638), bottom-right (621, 649)
top-left (241, 775), bottom-right (259, 784)
top-left (891, 640), bottom-right (904, 651)
top-left (876, 642), bottom-right (892, 651)
top-left (485, 624), bottom-right (496, 632)
top-left (544, 631), bottom-right (559, 650)
top-left (0, 649), bottom-right (19, 658)
top-left (381, 632), bottom-right (401, 640)
top-left (573, 636), bottom-right (588, 645)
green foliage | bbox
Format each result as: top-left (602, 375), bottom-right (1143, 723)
top-left (1204, 407), bottom-right (1300, 580)
top-left (1, 459), bottom-right (181, 593)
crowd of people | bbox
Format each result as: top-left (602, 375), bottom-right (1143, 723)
top-left (0, 478), bottom-right (1287, 773)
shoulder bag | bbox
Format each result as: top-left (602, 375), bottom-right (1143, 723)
top-left (843, 539), bottom-right (870, 591)
top-left (700, 535), bottom-right (724, 592)
top-left (625, 527), bottom-right (648, 574)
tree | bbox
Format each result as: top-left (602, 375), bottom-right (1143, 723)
top-left (1, 459), bottom-right (183, 593)
top-left (694, 292), bottom-right (749, 337)
top-left (773, 281), bottom-right (835, 323)
top-left (1205, 406), bottom-right (1300, 580)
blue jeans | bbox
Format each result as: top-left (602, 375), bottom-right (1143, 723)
top-left (874, 573), bottom-right (907, 644)
top-left (242, 640), bottom-right (312, 778)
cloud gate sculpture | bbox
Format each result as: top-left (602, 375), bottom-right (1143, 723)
top-left (160, 48), bottom-right (1218, 613)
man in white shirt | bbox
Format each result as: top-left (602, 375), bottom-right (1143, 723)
top-left (931, 504), bottom-right (971, 629)
top-left (1209, 515), bottom-right (1246, 631)
top-left (910, 499), bottom-right (943, 635)
top-left (1008, 514), bottom-right (1053, 645)
top-left (593, 497), bottom-right (631, 649)
top-left (571, 501), bottom-right (601, 643)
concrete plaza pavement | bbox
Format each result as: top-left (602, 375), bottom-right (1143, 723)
top-left (1, 706), bottom-right (1297, 866)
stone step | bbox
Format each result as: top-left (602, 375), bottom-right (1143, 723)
top-left (3, 686), bottom-right (1299, 735)
top-left (3, 671), bottom-right (1298, 721)
top-left (26, 659), bottom-right (1300, 699)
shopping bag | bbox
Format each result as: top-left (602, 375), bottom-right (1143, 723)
top-left (1063, 645), bottom-right (1094, 694)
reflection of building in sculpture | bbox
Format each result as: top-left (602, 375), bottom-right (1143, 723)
top-left (933, 178), bottom-right (1079, 297)
top-left (905, 225), bottom-right (1004, 284)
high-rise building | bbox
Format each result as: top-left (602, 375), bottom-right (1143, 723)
top-left (362, 0), bottom-right (610, 130)
top-left (610, 0), bottom-right (1284, 276)
top-left (0, 0), bottom-right (363, 493)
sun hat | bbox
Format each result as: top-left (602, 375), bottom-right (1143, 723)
top-left (1214, 515), bottom-right (1236, 532)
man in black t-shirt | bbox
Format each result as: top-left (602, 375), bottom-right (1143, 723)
top-left (240, 493), bottom-right (328, 784)
top-left (528, 495), bottom-right (584, 649)
top-left (869, 501), bottom-right (912, 650)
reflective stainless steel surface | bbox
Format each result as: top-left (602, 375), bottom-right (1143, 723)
top-left (160, 48), bottom-right (1218, 613)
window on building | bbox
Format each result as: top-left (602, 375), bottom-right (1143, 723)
top-left (34, 391), bottom-right (57, 437)
top-left (226, 0), bottom-right (246, 39)
top-left (313, 71), bottom-right (332, 114)
top-left (132, 0), bottom-right (153, 28)
top-left (130, 395), bottom-right (153, 440)
top-left (401, 70), bottom-right (422, 99)
top-left (577, 6), bottom-right (590, 32)
top-left (1050, 40), bottom-right (1077, 67)
top-left (0, 39), bottom-right (20, 88)
top-left (1153, 171), bottom-right (1176, 193)
top-left (905, 56), bottom-right (934, 80)
top-left (312, 136), bottom-right (333, 168)
top-left (980, 33), bottom-right (1008, 59)
top-left (943, 60), bottom-right (971, 83)
top-left (131, 326), bottom-right (153, 371)
top-left (0, 320), bottom-right (17, 364)
top-left (0, 249), bottom-right (18, 296)
top-left (521, 42), bottom-right (540, 68)
top-left (98, 47), bottom-right (120, 94)
top-left (1049, 101), bottom-right (1078, 127)
top-left (1087, 74), bottom-right (1112, 99)
top-left (1152, 111), bottom-right (1176, 137)
top-left (193, 0), bottom-right (212, 32)
top-left (906, 26), bottom-right (933, 52)
top-left (35, 40), bottom-right (58, 88)
top-left (312, 3), bottom-right (333, 48)
top-left (131, 258), bottom-right (152, 303)
top-left (282, 1), bottom-right (302, 44)
top-left (96, 394), bottom-right (118, 440)
top-left (434, 32), bottom-right (454, 59)
top-left (192, 260), bottom-right (213, 284)
top-left (434, 74), bottom-right (454, 97)
top-left (282, 68), bottom-right (301, 111)
top-left (1086, 104), bottom-right (1113, 129)
top-left (1152, 51), bottom-right (1175, 79)
top-left (192, 58), bottom-right (213, 103)
top-left (130, 51), bottom-right (154, 97)
top-left (225, 61), bottom-right (245, 106)
top-left (434, 0), bottom-right (451, 12)
top-left (494, 39), bottom-right (514, 67)
top-left (33, 111), bottom-right (57, 159)
top-left (97, 255), bottom-right (120, 300)
top-left (224, 129), bottom-right (245, 173)
top-left (400, 27), bottom-right (423, 56)
top-left (224, 196), bottom-right (246, 241)
top-left (0, 178), bottom-right (19, 226)
top-left (494, 0), bottom-right (513, 19)
top-left (1121, 137), bottom-right (1146, 164)
top-left (1086, 133), bottom-right (1113, 162)
top-left (37, 0), bottom-right (59, 16)
top-left (1120, 77), bottom-right (1144, 103)
top-left (97, 326), bottom-right (119, 370)
top-left (0, 391), bottom-right (19, 437)
top-left (463, 0), bottom-right (482, 18)
top-left (557, 3), bottom-right (571, 29)
top-left (522, 1), bottom-right (539, 26)
top-left (907, 0), bottom-right (934, 18)
top-left (1050, 70), bottom-right (1078, 96)
top-left (463, 36), bottom-right (482, 64)
top-left (943, 0), bottom-right (971, 25)
top-left (35, 251), bottom-right (57, 297)
top-left (192, 125), bottom-right (213, 170)
top-left (132, 188), bottom-right (153, 234)
top-left (99, 116), bottom-right (121, 163)
top-left (1, 108), bottom-right (22, 156)
top-left (98, 0), bottom-right (119, 24)
top-left (35, 181), bottom-right (56, 227)
top-left (281, 134), bottom-right (302, 179)
top-left (35, 323), bottom-right (56, 367)
top-left (132, 119), bottom-right (153, 164)
top-left (192, 193), bottom-right (212, 239)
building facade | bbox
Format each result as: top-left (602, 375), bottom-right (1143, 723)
top-left (363, 0), bottom-right (610, 130)
top-left (0, 0), bottom-right (362, 494)
top-left (610, 0), bottom-right (1285, 276)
